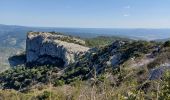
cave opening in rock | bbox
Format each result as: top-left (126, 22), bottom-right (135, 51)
top-left (26, 55), bottom-right (65, 68)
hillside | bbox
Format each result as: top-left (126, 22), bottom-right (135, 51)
top-left (0, 32), bottom-right (170, 100)
top-left (0, 31), bottom-right (132, 71)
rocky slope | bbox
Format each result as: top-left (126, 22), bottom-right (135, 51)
top-left (26, 32), bottom-right (89, 67)
top-left (58, 39), bottom-right (170, 86)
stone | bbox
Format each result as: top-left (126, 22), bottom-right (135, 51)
top-left (149, 64), bottom-right (170, 80)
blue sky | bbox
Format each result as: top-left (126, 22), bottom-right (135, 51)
top-left (0, 0), bottom-right (170, 28)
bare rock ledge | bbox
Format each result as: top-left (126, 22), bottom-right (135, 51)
top-left (26, 32), bottom-right (89, 67)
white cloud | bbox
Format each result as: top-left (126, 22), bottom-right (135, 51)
top-left (124, 6), bottom-right (131, 9)
top-left (123, 14), bottom-right (130, 17)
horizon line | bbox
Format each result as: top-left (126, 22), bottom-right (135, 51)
top-left (1, 23), bottom-right (170, 29)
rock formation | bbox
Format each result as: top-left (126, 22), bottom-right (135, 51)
top-left (26, 32), bottom-right (89, 67)
top-left (149, 63), bottom-right (170, 80)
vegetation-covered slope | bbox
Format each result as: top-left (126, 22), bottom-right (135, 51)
top-left (0, 39), bottom-right (170, 100)
top-left (85, 36), bottom-right (132, 47)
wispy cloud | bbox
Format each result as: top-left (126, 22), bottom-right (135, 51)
top-left (123, 14), bottom-right (130, 17)
top-left (123, 5), bottom-right (131, 17)
top-left (124, 5), bottom-right (131, 9)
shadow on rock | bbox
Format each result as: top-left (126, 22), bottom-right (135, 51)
top-left (8, 53), bottom-right (26, 67)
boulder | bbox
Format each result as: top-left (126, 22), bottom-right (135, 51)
top-left (149, 64), bottom-right (170, 80)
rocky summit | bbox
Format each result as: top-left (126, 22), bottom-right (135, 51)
top-left (26, 32), bottom-right (89, 67)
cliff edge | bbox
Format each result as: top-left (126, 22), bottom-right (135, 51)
top-left (26, 32), bottom-right (89, 67)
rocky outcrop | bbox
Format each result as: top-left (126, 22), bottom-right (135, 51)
top-left (26, 32), bottom-right (89, 67)
top-left (149, 63), bottom-right (170, 80)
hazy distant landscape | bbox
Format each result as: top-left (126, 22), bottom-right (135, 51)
top-left (1, 24), bottom-right (170, 49)
top-left (1, 24), bottom-right (170, 42)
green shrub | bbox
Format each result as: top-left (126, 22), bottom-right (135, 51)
top-left (160, 70), bottom-right (170, 100)
top-left (0, 65), bottom-right (58, 90)
top-left (164, 40), bottom-right (170, 47)
top-left (37, 91), bottom-right (51, 100)
top-left (54, 79), bottom-right (65, 86)
top-left (98, 74), bottom-right (106, 82)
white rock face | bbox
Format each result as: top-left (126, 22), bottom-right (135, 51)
top-left (26, 32), bottom-right (89, 67)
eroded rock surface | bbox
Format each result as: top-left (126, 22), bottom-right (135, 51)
top-left (26, 32), bottom-right (89, 67)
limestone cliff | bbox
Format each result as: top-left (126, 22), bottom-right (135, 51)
top-left (26, 32), bottom-right (89, 67)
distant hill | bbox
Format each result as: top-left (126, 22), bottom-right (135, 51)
top-left (85, 36), bottom-right (132, 47)
top-left (1, 24), bottom-right (170, 49)
top-left (155, 38), bottom-right (170, 42)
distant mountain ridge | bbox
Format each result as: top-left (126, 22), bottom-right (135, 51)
top-left (1, 24), bottom-right (170, 41)
top-left (155, 38), bottom-right (170, 42)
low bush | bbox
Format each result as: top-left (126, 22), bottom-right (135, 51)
top-left (54, 79), bottom-right (65, 86)
top-left (164, 40), bottom-right (170, 47)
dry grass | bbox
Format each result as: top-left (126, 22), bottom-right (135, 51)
top-left (0, 79), bottom-right (167, 100)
